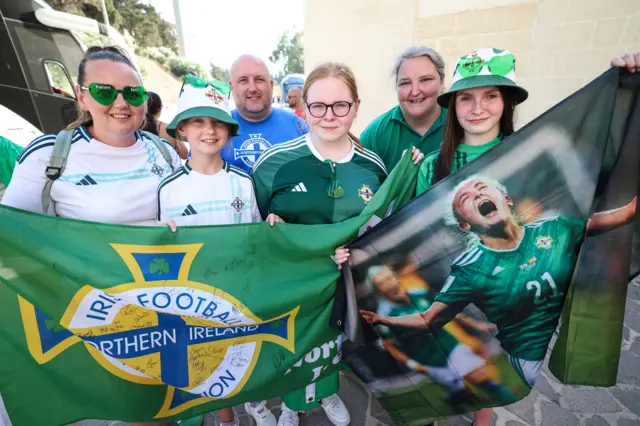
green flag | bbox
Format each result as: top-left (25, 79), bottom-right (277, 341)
top-left (0, 155), bottom-right (418, 426)
top-left (343, 69), bottom-right (640, 425)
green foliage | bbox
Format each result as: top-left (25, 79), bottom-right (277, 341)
top-left (168, 57), bottom-right (206, 79)
top-left (47, 62), bottom-right (74, 91)
top-left (147, 47), bottom-right (169, 65)
top-left (139, 63), bottom-right (148, 79)
top-left (80, 2), bottom-right (123, 29)
top-left (158, 47), bottom-right (175, 58)
top-left (77, 31), bottom-right (112, 48)
top-left (46, 0), bottom-right (177, 53)
top-left (269, 31), bottom-right (304, 76)
top-left (210, 64), bottom-right (231, 83)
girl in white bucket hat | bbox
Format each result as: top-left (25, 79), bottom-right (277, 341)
top-left (159, 74), bottom-right (276, 426)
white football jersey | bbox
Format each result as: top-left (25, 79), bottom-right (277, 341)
top-left (157, 161), bottom-right (261, 226)
top-left (2, 126), bottom-right (182, 225)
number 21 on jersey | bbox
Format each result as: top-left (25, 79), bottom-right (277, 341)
top-left (526, 272), bottom-right (561, 303)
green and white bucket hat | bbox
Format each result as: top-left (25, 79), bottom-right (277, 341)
top-left (437, 47), bottom-right (529, 107)
top-left (166, 74), bottom-right (240, 138)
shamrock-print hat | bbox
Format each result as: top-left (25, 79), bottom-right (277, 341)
top-left (437, 47), bottom-right (529, 107)
top-left (166, 74), bottom-right (240, 138)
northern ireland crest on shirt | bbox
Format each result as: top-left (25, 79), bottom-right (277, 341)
top-left (358, 184), bottom-right (374, 204)
top-left (536, 236), bottom-right (553, 249)
top-left (231, 197), bottom-right (245, 213)
top-left (234, 134), bottom-right (272, 169)
top-left (150, 163), bottom-right (165, 177)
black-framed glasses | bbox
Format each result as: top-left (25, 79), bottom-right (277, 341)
top-left (81, 82), bottom-right (148, 106)
top-left (306, 101), bottom-right (354, 118)
top-left (317, 160), bottom-right (344, 199)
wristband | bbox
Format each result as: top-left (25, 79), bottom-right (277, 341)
top-left (406, 359), bottom-right (420, 371)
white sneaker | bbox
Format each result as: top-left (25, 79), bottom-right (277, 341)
top-left (276, 403), bottom-right (300, 426)
top-left (245, 401), bottom-right (277, 426)
top-left (320, 394), bottom-right (350, 426)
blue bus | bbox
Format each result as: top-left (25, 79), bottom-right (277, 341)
top-left (280, 73), bottom-right (305, 106)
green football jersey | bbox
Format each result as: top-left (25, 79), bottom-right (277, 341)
top-left (435, 216), bottom-right (586, 361)
top-left (360, 106), bottom-right (446, 172)
top-left (377, 289), bottom-right (460, 367)
top-left (416, 135), bottom-right (502, 196)
top-left (252, 135), bottom-right (387, 224)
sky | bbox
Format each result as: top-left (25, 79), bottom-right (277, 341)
top-left (145, 0), bottom-right (304, 74)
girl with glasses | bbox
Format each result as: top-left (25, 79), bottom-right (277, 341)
top-left (252, 62), bottom-right (423, 426)
top-left (2, 46), bottom-right (182, 226)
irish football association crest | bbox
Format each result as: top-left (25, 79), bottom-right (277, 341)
top-left (358, 184), bottom-right (374, 204)
top-left (18, 243), bottom-right (298, 418)
top-left (234, 134), bottom-right (272, 169)
top-left (536, 236), bottom-right (553, 249)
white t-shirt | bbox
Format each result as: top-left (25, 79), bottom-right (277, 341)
top-left (1, 126), bottom-right (182, 226)
top-left (157, 161), bottom-right (261, 226)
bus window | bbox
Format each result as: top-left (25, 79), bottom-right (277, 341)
top-left (44, 60), bottom-right (75, 99)
top-left (281, 74), bottom-right (305, 102)
top-left (6, 20), bottom-right (82, 94)
top-left (3, 15), bottom-right (83, 132)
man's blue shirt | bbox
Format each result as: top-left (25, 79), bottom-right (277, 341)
top-left (220, 108), bottom-right (309, 173)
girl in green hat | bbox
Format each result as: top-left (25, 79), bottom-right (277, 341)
top-left (416, 47), bottom-right (526, 195)
top-left (414, 47), bottom-right (640, 426)
top-left (417, 48), bottom-right (640, 194)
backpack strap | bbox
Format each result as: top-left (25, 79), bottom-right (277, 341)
top-left (42, 130), bottom-right (74, 215)
top-left (140, 130), bottom-right (176, 172)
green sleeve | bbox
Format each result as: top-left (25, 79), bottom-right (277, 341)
top-left (0, 137), bottom-right (24, 187)
top-left (416, 153), bottom-right (437, 196)
top-left (434, 269), bottom-right (474, 314)
top-left (558, 215), bottom-right (587, 246)
top-left (251, 161), bottom-right (274, 220)
top-left (359, 122), bottom-right (377, 152)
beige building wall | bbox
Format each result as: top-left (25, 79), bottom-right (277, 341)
top-left (304, 0), bottom-right (640, 134)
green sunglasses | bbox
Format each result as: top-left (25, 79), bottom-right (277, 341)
top-left (81, 82), bottom-right (148, 107)
top-left (318, 160), bottom-right (344, 199)
top-left (457, 53), bottom-right (516, 79)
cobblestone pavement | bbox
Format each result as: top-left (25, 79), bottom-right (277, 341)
top-left (75, 280), bottom-right (640, 426)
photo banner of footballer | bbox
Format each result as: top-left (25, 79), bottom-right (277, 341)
top-left (341, 68), bottom-right (640, 426)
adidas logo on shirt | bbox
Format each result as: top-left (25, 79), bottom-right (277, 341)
top-left (181, 204), bottom-right (197, 216)
top-left (76, 175), bottom-right (97, 186)
top-left (291, 182), bottom-right (307, 193)
top-left (492, 266), bottom-right (505, 276)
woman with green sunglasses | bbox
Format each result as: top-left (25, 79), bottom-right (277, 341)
top-left (3, 45), bottom-right (181, 228)
top-left (252, 62), bottom-right (423, 426)
top-left (1, 46), bottom-right (182, 426)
